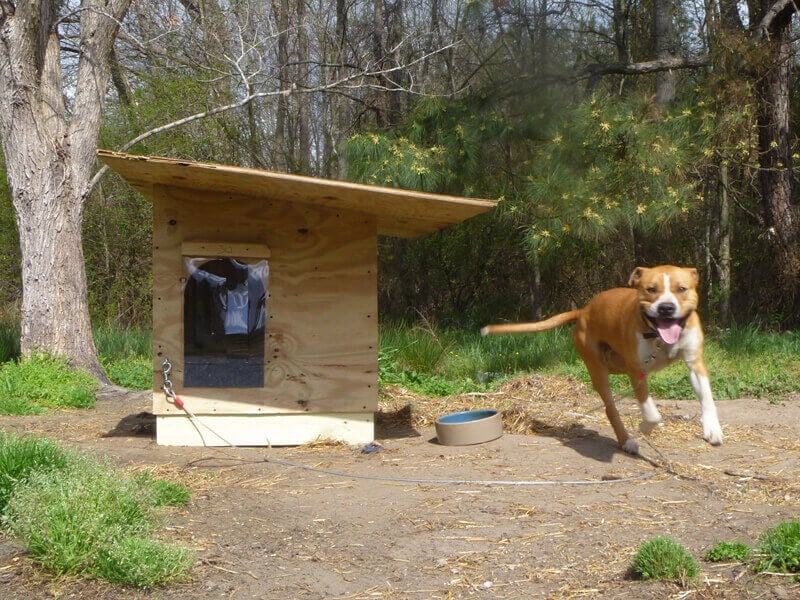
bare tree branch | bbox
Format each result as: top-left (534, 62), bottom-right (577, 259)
top-left (90, 43), bottom-right (457, 191)
top-left (583, 55), bottom-right (710, 90)
top-left (584, 55), bottom-right (710, 79)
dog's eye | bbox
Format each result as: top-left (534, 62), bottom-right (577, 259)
top-left (646, 286), bottom-right (657, 294)
top-left (677, 286), bottom-right (688, 293)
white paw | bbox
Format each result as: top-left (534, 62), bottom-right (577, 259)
top-left (639, 419), bottom-right (663, 436)
top-left (622, 438), bottom-right (640, 455)
top-left (703, 419), bottom-right (723, 446)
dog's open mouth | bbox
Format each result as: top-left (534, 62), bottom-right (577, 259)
top-left (654, 318), bottom-right (683, 344)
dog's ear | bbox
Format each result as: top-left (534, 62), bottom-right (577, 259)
top-left (687, 267), bottom-right (699, 284)
top-left (628, 267), bottom-right (645, 287)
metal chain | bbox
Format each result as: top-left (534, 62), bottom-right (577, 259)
top-left (161, 358), bottom-right (177, 400)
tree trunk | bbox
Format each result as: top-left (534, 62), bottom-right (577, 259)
top-left (273, 0), bottom-right (290, 171)
top-left (756, 1), bottom-right (800, 291)
top-left (653, 0), bottom-right (676, 104)
top-left (371, 0), bottom-right (389, 127)
top-left (612, 0), bottom-right (631, 63)
top-left (0, 0), bottom-right (131, 380)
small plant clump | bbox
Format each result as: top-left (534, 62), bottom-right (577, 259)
top-left (630, 537), bottom-right (699, 586)
top-left (705, 541), bottom-right (752, 562)
top-left (755, 521), bottom-right (800, 577)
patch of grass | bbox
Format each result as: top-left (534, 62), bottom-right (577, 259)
top-left (134, 470), bottom-right (191, 508)
top-left (379, 321), bottom-right (800, 400)
top-left (0, 319), bottom-right (20, 363)
top-left (705, 325), bottom-right (800, 399)
top-left (94, 535), bottom-right (193, 588)
top-left (705, 541), bottom-right (752, 562)
top-left (95, 325), bottom-right (152, 390)
top-left (2, 454), bottom-right (193, 588)
top-left (379, 323), bottom-right (578, 396)
top-left (630, 537), bottom-right (699, 586)
top-left (0, 432), bottom-right (73, 513)
top-left (101, 356), bottom-right (152, 390)
top-left (380, 324), bottom-right (449, 374)
top-left (0, 354), bottom-right (96, 415)
top-left (755, 521), bottom-right (800, 576)
top-left (93, 325), bottom-right (152, 361)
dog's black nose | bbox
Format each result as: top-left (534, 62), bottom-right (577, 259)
top-left (657, 303), bottom-right (676, 317)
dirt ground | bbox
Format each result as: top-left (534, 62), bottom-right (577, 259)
top-left (0, 376), bottom-right (798, 600)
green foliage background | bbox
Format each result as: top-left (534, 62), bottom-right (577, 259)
top-left (1, 2), bottom-right (799, 333)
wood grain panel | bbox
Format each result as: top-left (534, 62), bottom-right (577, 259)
top-left (152, 184), bottom-right (377, 417)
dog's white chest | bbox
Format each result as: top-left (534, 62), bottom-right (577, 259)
top-left (637, 335), bottom-right (680, 372)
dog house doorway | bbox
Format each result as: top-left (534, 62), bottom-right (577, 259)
top-left (182, 242), bottom-right (270, 389)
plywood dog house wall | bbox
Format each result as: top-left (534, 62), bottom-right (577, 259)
top-left (98, 150), bottom-right (496, 446)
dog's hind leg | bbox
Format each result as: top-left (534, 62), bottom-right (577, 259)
top-left (575, 328), bottom-right (639, 454)
top-left (584, 359), bottom-right (639, 454)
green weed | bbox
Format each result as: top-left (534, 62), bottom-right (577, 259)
top-left (630, 537), bottom-right (699, 586)
top-left (93, 535), bottom-right (194, 588)
top-left (705, 541), bottom-right (752, 562)
top-left (755, 521), bottom-right (800, 576)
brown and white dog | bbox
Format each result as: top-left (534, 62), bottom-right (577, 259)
top-left (482, 265), bottom-right (723, 455)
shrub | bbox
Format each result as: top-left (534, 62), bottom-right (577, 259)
top-left (631, 537), bottom-right (699, 586)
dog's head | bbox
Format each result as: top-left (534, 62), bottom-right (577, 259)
top-left (628, 266), bottom-right (699, 345)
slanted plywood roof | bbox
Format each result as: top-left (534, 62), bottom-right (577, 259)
top-left (97, 150), bottom-right (497, 238)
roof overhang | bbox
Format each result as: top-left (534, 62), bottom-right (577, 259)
top-left (97, 151), bottom-right (497, 238)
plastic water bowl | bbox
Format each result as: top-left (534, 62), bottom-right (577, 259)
top-left (434, 409), bottom-right (503, 446)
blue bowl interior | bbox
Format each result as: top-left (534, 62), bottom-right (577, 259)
top-left (437, 409), bottom-right (497, 424)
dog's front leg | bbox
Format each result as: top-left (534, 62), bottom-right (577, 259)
top-left (629, 373), bottom-right (663, 435)
top-left (687, 359), bottom-right (723, 445)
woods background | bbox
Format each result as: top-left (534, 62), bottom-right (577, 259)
top-left (1, 0), bottom-right (799, 349)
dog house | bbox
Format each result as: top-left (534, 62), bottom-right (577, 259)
top-left (97, 150), bottom-right (496, 447)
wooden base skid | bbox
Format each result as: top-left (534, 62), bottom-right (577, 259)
top-left (155, 413), bottom-right (374, 447)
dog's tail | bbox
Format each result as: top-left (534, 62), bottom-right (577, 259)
top-left (481, 310), bottom-right (582, 336)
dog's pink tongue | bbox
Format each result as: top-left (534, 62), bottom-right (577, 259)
top-left (657, 321), bottom-right (683, 344)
